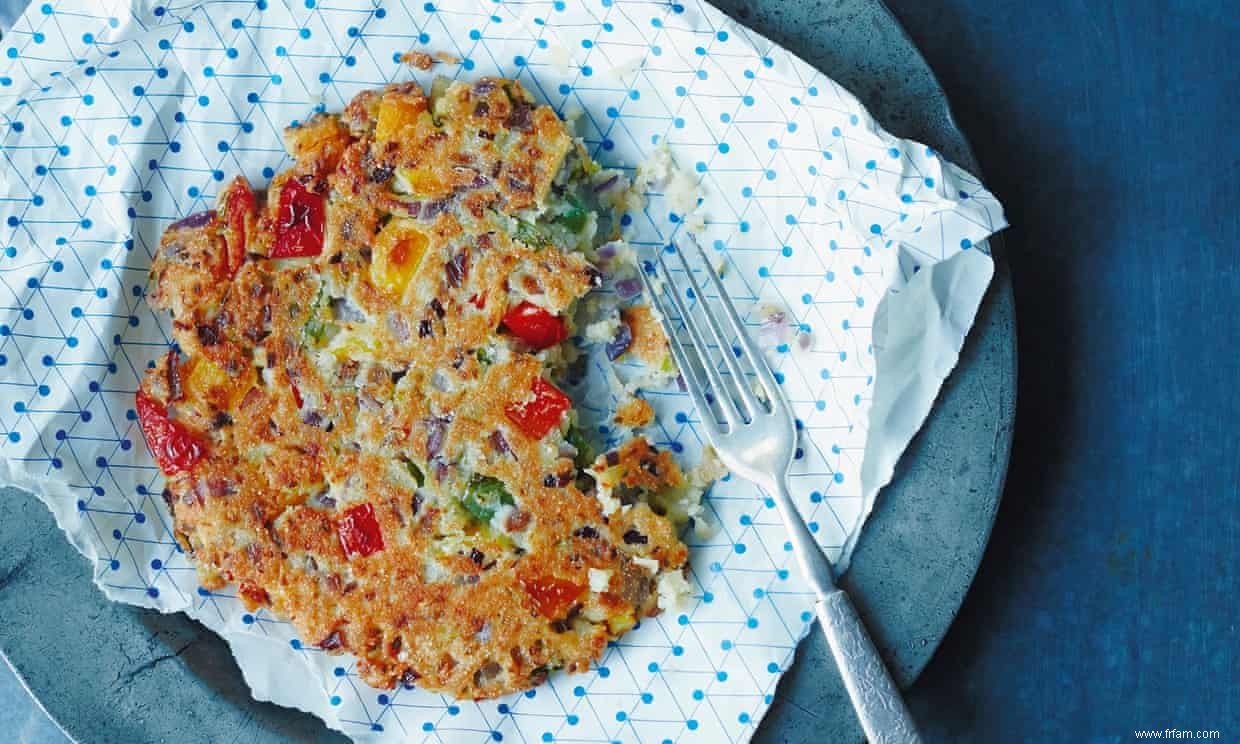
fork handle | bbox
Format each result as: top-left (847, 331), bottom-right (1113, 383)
top-left (817, 590), bottom-right (922, 743)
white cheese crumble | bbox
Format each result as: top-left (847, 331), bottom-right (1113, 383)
top-left (656, 569), bottom-right (693, 611)
top-left (588, 568), bottom-right (613, 593)
top-left (633, 144), bottom-right (707, 233)
top-left (632, 556), bottom-right (660, 575)
top-left (584, 315), bottom-right (621, 344)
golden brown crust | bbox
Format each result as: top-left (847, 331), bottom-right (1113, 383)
top-left (141, 78), bottom-right (689, 700)
top-left (621, 304), bottom-right (669, 365)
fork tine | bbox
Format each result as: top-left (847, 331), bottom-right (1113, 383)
top-left (637, 260), bottom-right (722, 435)
top-left (652, 249), bottom-right (744, 428)
top-left (687, 236), bottom-right (787, 417)
top-left (669, 242), bottom-right (763, 419)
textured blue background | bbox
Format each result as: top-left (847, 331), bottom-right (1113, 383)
top-left (2, 0), bottom-right (1237, 742)
top-left (880, 0), bottom-right (1240, 740)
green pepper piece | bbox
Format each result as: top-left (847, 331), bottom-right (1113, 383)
top-left (402, 458), bottom-right (425, 488)
top-left (460, 475), bottom-right (514, 523)
top-left (565, 425), bottom-right (593, 469)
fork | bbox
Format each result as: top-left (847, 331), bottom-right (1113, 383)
top-left (638, 237), bottom-right (921, 744)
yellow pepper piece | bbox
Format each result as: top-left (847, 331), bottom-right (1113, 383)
top-left (371, 218), bottom-right (429, 296)
top-left (374, 95), bottom-right (422, 144)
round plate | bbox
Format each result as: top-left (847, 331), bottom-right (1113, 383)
top-left (0, 1), bottom-right (1014, 741)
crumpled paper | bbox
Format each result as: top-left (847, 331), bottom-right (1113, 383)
top-left (0, 1), bottom-right (1005, 741)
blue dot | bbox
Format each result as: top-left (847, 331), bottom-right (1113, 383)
top-left (961, 238), bottom-right (973, 249)
top-left (687, 720), bottom-right (699, 731)
top-left (147, 587), bottom-right (159, 598)
top-left (870, 224), bottom-right (882, 235)
top-left (677, 614), bottom-right (689, 625)
top-left (734, 542), bottom-right (747, 554)
top-left (743, 95), bottom-right (755, 106)
top-left (573, 685), bottom-right (585, 697)
top-left (615, 712), bottom-right (626, 722)
top-left (675, 85), bottom-right (686, 96)
top-left (299, 28), bottom-right (310, 39)
top-left (271, 74), bottom-right (282, 84)
top-left (567, 714), bottom-right (579, 725)
top-left (580, 65), bottom-right (592, 76)
top-left (718, 142), bottom-right (730, 154)
top-left (747, 617), bottom-right (759, 628)
top-left (422, 722), bottom-right (433, 731)
top-left (924, 177), bottom-right (936, 188)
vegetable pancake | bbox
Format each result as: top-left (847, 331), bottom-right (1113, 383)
top-left (137, 77), bottom-right (696, 699)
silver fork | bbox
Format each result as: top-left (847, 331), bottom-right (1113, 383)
top-left (638, 237), bottom-right (921, 744)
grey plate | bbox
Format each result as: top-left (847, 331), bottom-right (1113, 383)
top-left (0, 1), bottom-right (1015, 741)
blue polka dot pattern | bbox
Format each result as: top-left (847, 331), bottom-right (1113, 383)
top-left (0, 1), bottom-right (1004, 742)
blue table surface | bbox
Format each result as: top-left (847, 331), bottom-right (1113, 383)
top-left (2, 1), bottom-right (1237, 742)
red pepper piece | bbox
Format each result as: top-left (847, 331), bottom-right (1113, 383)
top-left (271, 179), bottom-right (325, 258)
top-left (504, 376), bottom-right (571, 440)
top-left (135, 389), bottom-right (206, 475)
top-left (337, 503), bottom-right (384, 558)
top-left (219, 177), bottom-right (255, 277)
top-left (501, 301), bottom-right (567, 350)
top-left (519, 574), bottom-right (584, 619)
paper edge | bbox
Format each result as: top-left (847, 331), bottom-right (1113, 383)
top-left (840, 247), bottom-right (995, 572)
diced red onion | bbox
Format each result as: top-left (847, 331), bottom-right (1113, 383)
top-left (597, 242), bottom-right (619, 262)
top-left (425, 416), bottom-right (449, 457)
top-left (605, 321), bottom-right (633, 361)
top-left (615, 276), bottom-right (642, 299)
top-left (170, 211), bottom-right (214, 230)
top-left (329, 297), bottom-right (366, 324)
top-left (454, 166), bottom-right (488, 190)
top-left (423, 199), bottom-right (450, 219)
top-left (309, 490), bottom-right (336, 510)
top-left (489, 430), bottom-right (512, 456)
top-left (593, 174), bottom-right (620, 193)
top-left (445, 250), bottom-right (468, 287)
top-left (431, 458), bottom-right (450, 482)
